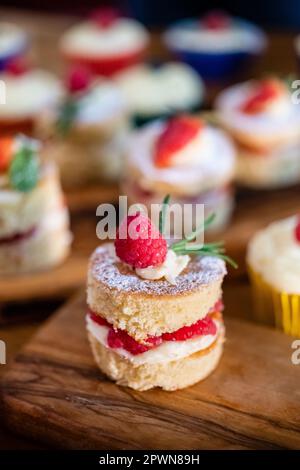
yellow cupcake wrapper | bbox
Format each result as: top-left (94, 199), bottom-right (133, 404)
top-left (248, 266), bottom-right (300, 337)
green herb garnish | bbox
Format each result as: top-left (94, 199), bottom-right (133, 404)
top-left (9, 144), bottom-right (39, 192)
top-left (56, 98), bottom-right (78, 135)
top-left (159, 196), bottom-right (237, 268)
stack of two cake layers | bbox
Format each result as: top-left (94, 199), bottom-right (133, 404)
top-left (86, 244), bottom-right (226, 391)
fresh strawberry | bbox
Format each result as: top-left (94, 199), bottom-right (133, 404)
top-left (0, 137), bottom-right (14, 172)
top-left (202, 10), bottom-right (231, 30)
top-left (90, 7), bottom-right (119, 29)
top-left (154, 116), bottom-right (202, 168)
top-left (66, 66), bottom-right (91, 94)
top-left (241, 79), bottom-right (285, 114)
top-left (115, 213), bottom-right (167, 269)
top-left (295, 217), bottom-right (300, 243)
top-left (6, 56), bottom-right (29, 76)
top-left (161, 314), bottom-right (217, 341)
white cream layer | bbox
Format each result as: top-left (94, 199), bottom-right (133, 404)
top-left (126, 120), bottom-right (235, 194)
top-left (216, 81), bottom-right (300, 139)
top-left (247, 216), bottom-right (300, 294)
top-left (0, 70), bottom-right (62, 119)
top-left (87, 314), bottom-right (220, 366)
top-left (135, 250), bottom-right (190, 284)
top-left (61, 19), bottom-right (148, 57)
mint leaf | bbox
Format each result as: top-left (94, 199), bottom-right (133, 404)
top-left (56, 98), bottom-right (78, 135)
top-left (9, 147), bottom-right (39, 192)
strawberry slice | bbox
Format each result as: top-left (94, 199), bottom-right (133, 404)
top-left (162, 315), bottom-right (217, 341)
top-left (6, 56), bottom-right (29, 76)
top-left (90, 7), bottom-right (120, 29)
top-left (240, 79), bottom-right (285, 114)
top-left (107, 329), bottom-right (162, 355)
top-left (202, 10), bottom-right (231, 30)
top-left (66, 66), bottom-right (91, 94)
top-left (154, 115), bottom-right (203, 168)
top-left (0, 137), bottom-right (14, 172)
top-left (295, 217), bottom-right (300, 243)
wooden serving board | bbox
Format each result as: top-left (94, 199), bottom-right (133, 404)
top-left (1, 292), bottom-right (300, 450)
top-left (66, 183), bottom-right (119, 213)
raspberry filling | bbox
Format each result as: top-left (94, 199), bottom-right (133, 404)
top-left (0, 226), bottom-right (36, 245)
top-left (295, 218), bottom-right (300, 243)
top-left (88, 300), bottom-right (222, 356)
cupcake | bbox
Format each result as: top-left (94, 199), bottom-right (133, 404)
top-left (37, 67), bottom-right (128, 188)
top-left (247, 216), bottom-right (300, 336)
top-left (0, 135), bottom-right (71, 275)
top-left (163, 10), bottom-right (267, 81)
top-left (114, 62), bottom-right (204, 127)
top-left (60, 7), bottom-right (149, 77)
top-left (122, 114), bottom-right (236, 232)
top-left (0, 22), bottom-right (28, 71)
top-left (216, 77), bottom-right (300, 189)
top-left (0, 58), bottom-right (62, 135)
top-left (86, 206), bottom-right (231, 390)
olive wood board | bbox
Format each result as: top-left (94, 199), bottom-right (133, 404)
top-left (1, 292), bottom-right (300, 450)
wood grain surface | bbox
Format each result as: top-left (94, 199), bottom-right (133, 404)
top-left (1, 292), bottom-right (300, 450)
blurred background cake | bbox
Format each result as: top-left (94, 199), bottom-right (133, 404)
top-left (215, 77), bottom-right (300, 189)
top-left (163, 10), bottom-right (267, 81)
top-left (60, 7), bottom-right (150, 77)
top-left (114, 62), bottom-right (204, 127)
top-left (0, 22), bottom-right (28, 71)
top-left (0, 135), bottom-right (71, 274)
top-left (122, 114), bottom-right (236, 232)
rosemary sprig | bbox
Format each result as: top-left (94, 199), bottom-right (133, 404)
top-left (158, 194), bottom-right (170, 236)
top-left (158, 195), bottom-right (237, 268)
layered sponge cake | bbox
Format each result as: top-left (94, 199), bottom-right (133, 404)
top-left (86, 208), bottom-right (230, 391)
top-left (0, 135), bottom-right (71, 274)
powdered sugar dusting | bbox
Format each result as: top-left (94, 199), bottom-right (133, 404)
top-left (89, 243), bottom-right (226, 296)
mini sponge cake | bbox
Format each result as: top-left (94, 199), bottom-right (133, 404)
top-left (86, 216), bottom-right (227, 391)
top-left (0, 136), bottom-right (71, 274)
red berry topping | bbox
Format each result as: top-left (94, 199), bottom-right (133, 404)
top-left (88, 310), bottom-right (110, 327)
top-left (107, 329), bottom-right (162, 355)
top-left (162, 315), bottom-right (217, 341)
top-left (6, 56), bottom-right (29, 76)
top-left (202, 10), bottom-right (231, 30)
top-left (241, 79), bottom-right (285, 114)
top-left (66, 66), bottom-right (91, 94)
top-left (295, 218), bottom-right (300, 243)
top-left (115, 213), bottom-right (167, 269)
top-left (90, 7), bottom-right (120, 29)
top-left (154, 115), bottom-right (203, 168)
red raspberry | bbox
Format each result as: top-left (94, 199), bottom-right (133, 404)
top-left (66, 66), bottom-right (91, 94)
top-left (295, 218), bottom-right (300, 243)
top-left (154, 115), bottom-right (203, 168)
top-left (162, 315), bottom-right (217, 341)
top-left (107, 329), bottom-right (162, 355)
top-left (90, 7), bottom-right (119, 29)
top-left (202, 10), bottom-right (231, 30)
top-left (115, 213), bottom-right (167, 269)
top-left (241, 79), bottom-right (284, 114)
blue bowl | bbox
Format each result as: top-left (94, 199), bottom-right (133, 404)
top-left (164, 18), bottom-right (267, 81)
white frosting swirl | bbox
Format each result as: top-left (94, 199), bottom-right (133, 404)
top-left (0, 69), bottom-right (62, 119)
top-left (216, 81), bottom-right (300, 140)
top-left (61, 18), bottom-right (149, 57)
top-left (126, 120), bottom-right (235, 194)
top-left (247, 216), bottom-right (300, 294)
top-left (114, 63), bottom-right (203, 115)
top-left (135, 250), bottom-right (190, 284)
top-left (86, 313), bottom-right (221, 366)
top-left (164, 18), bottom-right (266, 53)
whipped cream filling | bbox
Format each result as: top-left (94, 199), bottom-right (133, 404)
top-left (87, 314), bottom-right (221, 366)
top-left (216, 81), bottom-right (300, 138)
top-left (135, 249), bottom-right (190, 284)
top-left (247, 216), bottom-right (300, 294)
top-left (114, 63), bottom-right (203, 115)
top-left (164, 19), bottom-right (266, 53)
top-left (127, 120), bottom-right (235, 193)
top-left (61, 19), bottom-right (148, 57)
top-left (0, 70), bottom-right (62, 119)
